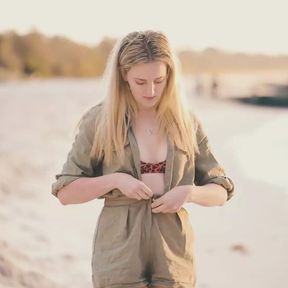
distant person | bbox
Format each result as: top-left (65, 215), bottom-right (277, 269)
top-left (52, 30), bottom-right (234, 288)
top-left (210, 75), bottom-right (219, 98)
top-left (195, 74), bottom-right (204, 97)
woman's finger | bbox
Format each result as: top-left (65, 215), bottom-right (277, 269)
top-left (137, 189), bottom-right (150, 199)
top-left (151, 197), bottom-right (165, 208)
top-left (141, 184), bottom-right (153, 197)
top-left (152, 204), bottom-right (166, 213)
top-left (132, 191), bottom-right (142, 200)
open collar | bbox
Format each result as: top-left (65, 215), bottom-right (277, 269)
top-left (127, 123), bottom-right (174, 193)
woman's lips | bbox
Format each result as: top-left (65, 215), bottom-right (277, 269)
top-left (143, 96), bottom-right (156, 100)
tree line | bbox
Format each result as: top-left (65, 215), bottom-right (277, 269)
top-left (0, 30), bottom-right (287, 79)
top-left (0, 31), bottom-right (116, 78)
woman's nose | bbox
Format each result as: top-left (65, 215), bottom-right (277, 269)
top-left (145, 83), bottom-right (156, 97)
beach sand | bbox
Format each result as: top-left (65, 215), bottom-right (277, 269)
top-left (0, 78), bottom-right (287, 288)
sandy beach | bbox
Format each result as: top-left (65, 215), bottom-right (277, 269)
top-left (0, 78), bottom-right (287, 288)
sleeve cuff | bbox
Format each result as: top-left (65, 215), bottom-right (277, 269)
top-left (206, 175), bottom-right (235, 201)
top-left (51, 175), bottom-right (82, 197)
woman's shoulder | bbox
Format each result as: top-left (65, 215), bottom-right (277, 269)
top-left (187, 109), bottom-right (201, 129)
top-left (81, 102), bottom-right (104, 122)
top-left (76, 102), bottom-right (104, 137)
top-left (186, 109), bottom-right (207, 144)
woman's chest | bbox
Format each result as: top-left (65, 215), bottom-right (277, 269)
top-left (133, 129), bottom-right (168, 163)
top-left (133, 127), bottom-right (168, 195)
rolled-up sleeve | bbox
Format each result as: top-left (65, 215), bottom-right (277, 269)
top-left (51, 105), bottom-right (101, 197)
top-left (194, 115), bottom-right (234, 201)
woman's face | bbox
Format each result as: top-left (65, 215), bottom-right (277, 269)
top-left (124, 61), bottom-right (167, 111)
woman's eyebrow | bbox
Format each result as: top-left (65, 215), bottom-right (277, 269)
top-left (134, 76), bottom-right (166, 81)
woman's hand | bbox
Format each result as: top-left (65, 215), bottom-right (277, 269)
top-left (151, 185), bottom-right (191, 213)
top-left (114, 173), bottom-right (153, 200)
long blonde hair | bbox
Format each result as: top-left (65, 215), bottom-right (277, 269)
top-left (91, 30), bottom-right (199, 166)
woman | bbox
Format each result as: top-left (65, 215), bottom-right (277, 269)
top-left (52, 30), bottom-right (234, 288)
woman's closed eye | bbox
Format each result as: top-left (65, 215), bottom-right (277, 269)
top-left (155, 79), bottom-right (165, 84)
top-left (135, 79), bottom-right (165, 85)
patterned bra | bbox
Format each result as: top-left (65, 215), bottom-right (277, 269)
top-left (140, 160), bottom-right (166, 174)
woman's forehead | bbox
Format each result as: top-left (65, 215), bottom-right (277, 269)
top-left (128, 61), bottom-right (167, 78)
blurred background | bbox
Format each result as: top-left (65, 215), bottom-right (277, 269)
top-left (0, 0), bottom-right (287, 287)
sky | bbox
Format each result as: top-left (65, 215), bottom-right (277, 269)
top-left (1, 0), bottom-right (288, 55)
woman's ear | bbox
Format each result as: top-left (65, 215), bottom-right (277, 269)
top-left (120, 68), bottom-right (127, 81)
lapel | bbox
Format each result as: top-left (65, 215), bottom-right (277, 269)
top-left (127, 121), bottom-right (175, 193)
top-left (127, 127), bottom-right (142, 180)
top-left (164, 136), bottom-right (174, 192)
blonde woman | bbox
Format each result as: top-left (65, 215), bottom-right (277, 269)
top-left (52, 30), bottom-right (234, 288)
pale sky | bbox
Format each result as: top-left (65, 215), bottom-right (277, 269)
top-left (1, 0), bottom-right (287, 55)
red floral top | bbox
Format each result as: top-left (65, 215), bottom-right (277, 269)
top-left (140, 160), bottom-right (166, 174)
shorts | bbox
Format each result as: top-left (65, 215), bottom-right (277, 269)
top-left (91, 197), bottom-right (196, 288)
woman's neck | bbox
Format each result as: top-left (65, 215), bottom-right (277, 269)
top-left (132, 108), bottom-right (158, 134)
top-left (137, 108), bottom-right (157, 119)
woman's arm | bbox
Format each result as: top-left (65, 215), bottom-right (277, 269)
top-left (185, 183), bottom-right (228, 207)
top-left (57, 174), bottom-right (118, 205)
top-left (57, 172), bottom-right (154, 205)
top-left (192, 114), bottom-right (235, 201)
top-left (151, 184), bottom-right (228, 213)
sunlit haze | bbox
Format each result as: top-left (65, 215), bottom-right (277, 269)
top-left (1, 0), bottom-right (288, 55)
